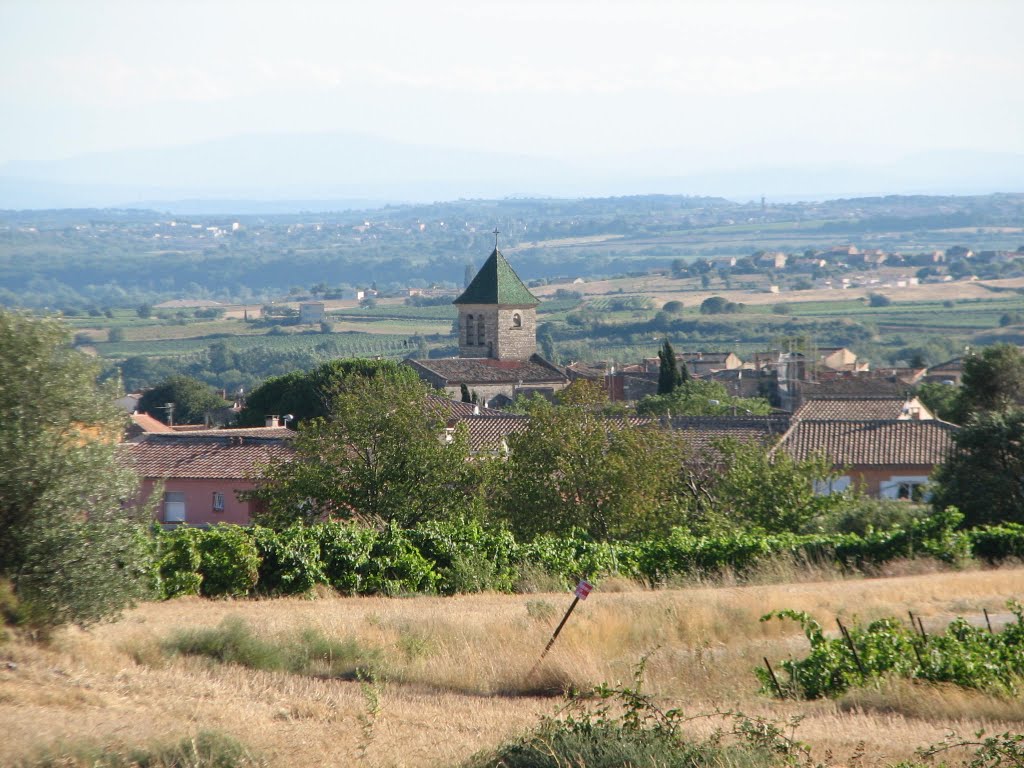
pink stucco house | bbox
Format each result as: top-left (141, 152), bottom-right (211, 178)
top-left (123, 426), bottom-right (293, 527)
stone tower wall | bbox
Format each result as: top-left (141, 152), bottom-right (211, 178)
top-left (457, 303), bottom-right (536, 360)
top-left (494, 306), bottom-right (537, 360)
top-left (457, 304), bottom-right (497, 358)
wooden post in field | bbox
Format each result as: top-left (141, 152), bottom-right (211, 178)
top-left (526, 579), bottom-right (593, 680)
top-left (763, 657), bottom-right (785, 699)
top-left (837, 618), bottom-right (866, 678)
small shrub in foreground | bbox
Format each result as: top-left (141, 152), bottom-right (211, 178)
top-left (464, 658), bottom-right (811, 768)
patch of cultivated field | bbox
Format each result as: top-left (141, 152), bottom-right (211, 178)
top-left (1, 567), bottom-right (1022, 766)
top-left (532, 275), bottom-right (1024, 308)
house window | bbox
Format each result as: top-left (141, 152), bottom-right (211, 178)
top-left (164, 492), bottom-right (186, 523)
top-left (212, 491), bottom-right (225, 512)
top-left (465, 314), bottom-right (474, 345)
top-left (814, 475), bottom-right (851, 496)
top-left (476, 315), bottom-right (485, 345)
top-left (881, 475), bottom-right (930, 501)
top-left (896, 481), bottom-right (927, 502)
top-left (511, 312), bottom-right (522, 328)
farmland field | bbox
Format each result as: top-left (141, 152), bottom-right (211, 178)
top-left (96, 330), bottom-right (416, 360)
top-left (2, 568), bottom-right (1022, 767)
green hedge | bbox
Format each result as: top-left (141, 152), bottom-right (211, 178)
top-left (151, 508), bottom-right (1022, 600)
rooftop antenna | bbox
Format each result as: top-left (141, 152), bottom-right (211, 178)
top-left (493, 227), bottom-right (500, 250)
top-left (161, 402), bottom-right (175, 427)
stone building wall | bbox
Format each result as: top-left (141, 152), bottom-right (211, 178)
top-left (457, 303), bottom-right (496, 358)
top-left (495, 306), bottom-right (537, 360)
top-left (457, 304), bottom-right (537, 360)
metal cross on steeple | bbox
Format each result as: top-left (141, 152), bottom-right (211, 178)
top-left (493, 227), bottom-right (500, 250)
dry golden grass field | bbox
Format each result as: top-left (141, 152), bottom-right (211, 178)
top-left (2, 567), bottom-right (1022, 767)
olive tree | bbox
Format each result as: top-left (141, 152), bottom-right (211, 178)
top-left (0, 311), bottom-right (151, 630)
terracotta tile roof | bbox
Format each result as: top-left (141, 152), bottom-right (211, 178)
top-left (565, 362), bottom-right (608, 380)
top-left (664, 415), bottom-right (792, 452)
top-left (792, 398), bottom-right (930, 421)
top-left (929, 357), bottom-right (964, 372)
top-left (122, 432), bottom-right (293, 480)
top-left (427, 394), bottom-right (506, 418)
top-left (797, 377), bottom-right (911, 398)
top-left (183, 427), bottom-right (295, 438)
top-left (130, 412), bottom-right (174, 433)
top-left (777, 419), bottom-right (958, 466)
top-left (680, 352), bottom-right (734, 363)
top-left (405, 354), bottom-right (568, 385)
top-left (456, 415), bottom-right (530, 452)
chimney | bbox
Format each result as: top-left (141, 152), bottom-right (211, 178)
top-left (265, 415), bottom-right (278, 428)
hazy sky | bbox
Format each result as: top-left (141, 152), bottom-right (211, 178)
top-left (2, 0), bottom-right (1022, 169)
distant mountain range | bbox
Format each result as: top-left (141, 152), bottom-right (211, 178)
top-left (2, 132), bottom-right (1023, 212)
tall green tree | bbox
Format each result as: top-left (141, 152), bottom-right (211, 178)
top-left (499, 393), bottom-right (690, 540)
top-left (657, 340), bottom-right (683, 395)
top-left (0, 311), bottom-right (151, 630)
top-left (915, 381), bottom-right (961, 422)
top-left (637, 380), bottom-right (771, 417)
top-left (958, 344), bottom-right (1024, 418)
top-left (137, 375), bottom-right (228, 425)
top-left (709, 440), bottom-right (843, 534)
top-left (237, 358), bottom-right (418, 427)
top-left (931, 410), bottom-right (1024, 527)
top-left (247, 375), bottom-right (483, 528)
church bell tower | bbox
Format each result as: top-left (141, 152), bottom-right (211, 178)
top-left (454, 235), bottom-right (539, 361)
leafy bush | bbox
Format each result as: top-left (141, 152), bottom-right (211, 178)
top-left (407, 519), bottom-right (519, 595)
top-left (1, 311), bottom-right (152, 631)
top-left (969, 522), bottom-right (1024, 562)
top-left (250, 525), bottom-right (325, 595)
top-left (361, 524), bottom-right (439, 596)
top-left (196, 527), bottom-right (260, 598)
top-left (150, 509), bottom-right (1024, 601)
top-left (316, 522), bottom-right (378, 593)
top-left (156, 526), bottom-right (203, 598)
top-left (815, 497), bottom-right (930, 537)
top-left (868, 292), bottom-right (892, 307)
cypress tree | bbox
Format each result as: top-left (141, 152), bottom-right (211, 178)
top-left (657, 340), bottom-right (683, 395)
top-left (460, 383), bottom-right (472, 403)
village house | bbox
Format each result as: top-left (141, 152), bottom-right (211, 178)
top-left (817, 347), bottom-right (869, 373)
top-left (792, 396), bottom-right (934, 421)
top-left (774, 418), bottom-right (958, 499)
top-left (679, 351), bottom-right (743, 376)
top-left (122, 422), bottom-right (293, 527)
top-left (756, 251), bottom-right (788, 269)
top-left (923, 357), bottom-right (966, 385)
